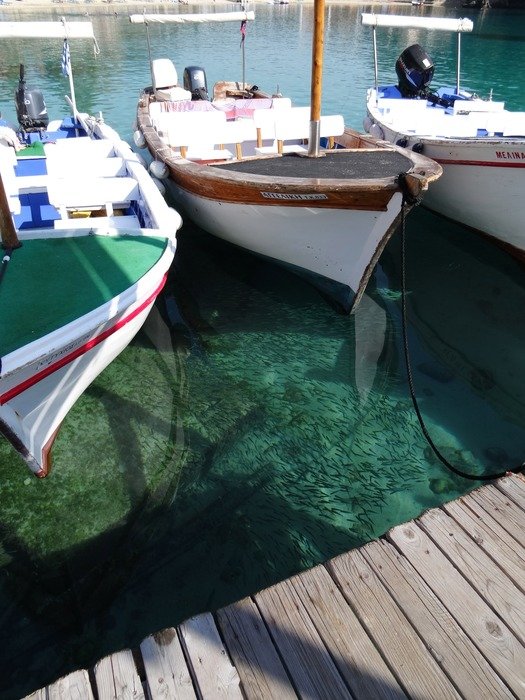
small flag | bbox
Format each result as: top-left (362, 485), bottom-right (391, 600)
top-left (240, 19), bottom-right (247, 47)
top-left (61, 39), bottom-right (70, 78)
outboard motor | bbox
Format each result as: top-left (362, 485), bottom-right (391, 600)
top-left (15, 64), bottom-right (49, 131)
top-left (183, 66), bottom-right (209, 101)
top-left (395, 44), bottom-right (434, 98)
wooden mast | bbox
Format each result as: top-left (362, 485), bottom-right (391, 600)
top-left (0, 173), bottom-right (20, 250)
top-left (308, 0), bottom-right (325, 157)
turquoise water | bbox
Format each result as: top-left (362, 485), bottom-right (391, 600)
top-left (1, 5), bottom-right (525, 698)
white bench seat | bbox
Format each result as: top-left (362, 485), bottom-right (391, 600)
top-left (46, 156), bottom-right (126, 178)
top-left (44, 138), bottom-right (115, 160)
top-left (54, 214), bottom-right (141, 230)
top-left (159, 110), bottom-right (235, 161)
top-left (47, 176), bottom-right (140, 218)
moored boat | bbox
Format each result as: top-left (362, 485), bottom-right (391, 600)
top-left (362, 14), bottom-right (525, 260)
top-left (131, 7), bottom-right (441, 313)
top-left (0, 20), bottom-right (182, 477)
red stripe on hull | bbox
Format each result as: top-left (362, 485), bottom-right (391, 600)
top-left (436, 158), bottom-right (525, 168)
top-left (1, 274), bottom-right (168, 405)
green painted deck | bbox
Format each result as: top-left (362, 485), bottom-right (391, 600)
top-left (1, 235), bottom-right (168, 358)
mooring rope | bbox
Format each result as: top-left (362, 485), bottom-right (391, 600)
top-left (397, 178), bottom-right (523, 481)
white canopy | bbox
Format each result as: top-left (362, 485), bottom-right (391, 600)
top-left (0, 21), bottom-right (95, 39)
top-left (361, 14), bottom-right (473, 33)
top-left (130, 11), bottom-right (255, 25)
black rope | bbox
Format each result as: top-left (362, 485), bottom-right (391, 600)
top-left (397, 183), bottom-right (524, 482)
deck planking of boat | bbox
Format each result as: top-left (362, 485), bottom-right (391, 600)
top-left (23, 472), bottom-right (525, 699)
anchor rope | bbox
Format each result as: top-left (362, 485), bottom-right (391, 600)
top-left (397, 179), bottom-right (523, 481)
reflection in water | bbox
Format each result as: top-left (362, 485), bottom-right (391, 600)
top-left (0, 209), bottom-right (524, 698)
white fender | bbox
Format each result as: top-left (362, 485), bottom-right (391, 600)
top-left (149, 160), bottom-right (169, 180)
top-left (363, 116), bottom-right (373, 133)
top-left (133, 129), bottom-right (147, 149)
top-left (369, 123), bottom-right (384, 140)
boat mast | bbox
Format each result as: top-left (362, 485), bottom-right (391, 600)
top-left (308, 0), bottom-right (325, 157)
top-left (0, 174), bottom-right (20, 250)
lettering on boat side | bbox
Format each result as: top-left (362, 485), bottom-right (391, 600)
top-left (261, 192), bottom-right (329, 201)
top-left (36, 334), bottom-right (91, 370)
top-left (495, 151), bottom-right (525, 160)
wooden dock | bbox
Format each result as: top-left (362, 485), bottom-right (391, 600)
top-left (25, 473), bottom-right (525, 700)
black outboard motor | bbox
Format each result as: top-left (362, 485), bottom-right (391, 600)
top-left (183, 66), bottom-right (209, 101)
top-left (15, 64), bottom-right (49, 131)
top-left (395, 44), bottom-right (434, 98)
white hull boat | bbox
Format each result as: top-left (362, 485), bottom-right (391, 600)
top-left (132, 8), bottom-right (441, 313)
top-left (362, 14), bottom-right (525, 259)
top-left (0, 21), bottom-right (182, 477)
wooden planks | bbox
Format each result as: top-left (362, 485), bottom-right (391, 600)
top-left (23, 473), bottom-right (525, 700)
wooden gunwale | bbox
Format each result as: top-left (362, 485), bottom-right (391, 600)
top-left (136, 99), bottom-right (441, 211)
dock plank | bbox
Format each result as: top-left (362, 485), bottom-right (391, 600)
top-left (216, 596), bottom-right (297, 700)
top-left (419, 507), bottom-right (525, 644)
top-left (179, 612), bottom-right (243, 699)
top-left (47, 670), bottom-right (94, 700)
top-left (140, 628), bottom-right (197, 700)
top-left (328, 548), bottom-right (461, 699)
top-left (443, 496), bottom-right (525, 592)
top-left (469, 484), bottom-right (525, 543)
top-left (23, 474), bottom-right (525, 700)
top-left (388, 519), bottom-right (525, 698)
top-left (497, 474), bottom-right (525, 510)
top-left (291, 563), bottom-right (407, 699)
top-left (364, 538), bottom-right (515, 699)
top-left (255, 574), bottom-right (352, 699)
top-left (94, 649), bottom-right (144, 700)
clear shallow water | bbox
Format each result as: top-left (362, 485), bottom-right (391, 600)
top-left (1, 5), bottom-right (525, 698)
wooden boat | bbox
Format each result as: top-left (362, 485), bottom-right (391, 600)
top-left (131, 8), bottom-right (441, 313)
top-left (362, 14), bottom-right (525, 260)
top-left (0, 21), bottom-right (181, 477)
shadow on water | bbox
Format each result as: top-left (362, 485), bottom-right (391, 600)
top-left (0, 210), bottom-right (524, 698)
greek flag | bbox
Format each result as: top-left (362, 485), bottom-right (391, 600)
top-left (61, 39), bottom-right (70, 78)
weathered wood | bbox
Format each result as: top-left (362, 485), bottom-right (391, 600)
top-left (47, 669), bottom-right (94, 700)
top-left (496, 473), bottom-right (525, 510)
top-left (469, 484), bottom-right (525, 543)
top-left (255, 574), bottom-right (352, 699)
top-left (443, 496), bottom-right (525, 592)
top-left (388, 520), bottom-right (525, 697)
top-left (140, 628), bottom-right (196, 700)
top-left (179, 612), bottom-right (243, 699)
top-left (328, 548), bottom-right (461, 699)
top-left (217, 597), bottom-right (297, 700)
top-left (0, 171), bottom-right (20, 249)
top-left (23, 688), bottom-right (50, 700)
top-left (418, 507), bottom-right (525, 644)
top-left (94, 649), bottom-right (144, 700)
top-left (364, 538), bottom-right (515, 699)
top-left (291, 563), bottom-right (407, 699)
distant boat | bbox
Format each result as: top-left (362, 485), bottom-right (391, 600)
top-left (0, 20), bottom-right (181, 477)
top-left (131, 9), bottom-right (441, 314)
top-left (362, 14), bottom-right (525, 260)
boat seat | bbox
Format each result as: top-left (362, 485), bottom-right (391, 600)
top-left (219, 119), bottom-right (257, 159)
top-left (451, 98), bottom-right (505, 115)
top-left (152, 58), bottom-right (192, 102)
top-left (501, 112), bottom-right (525, 137)
top-left (53, 214), bottom-right (141, 230)
top-left (162, 110), bottom-right (234, 161)
top-left (47, 176), bottom-right (140, 218)
top-left (45, 156), bottom-right (126, 178)
top-left (255, 109), bottom-right (344, 155)
top-left (44, 138), bottom-right (115, 160)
